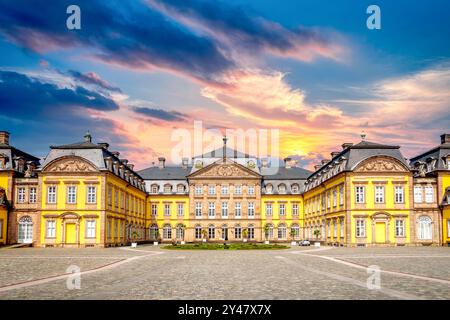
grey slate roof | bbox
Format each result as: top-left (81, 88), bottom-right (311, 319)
top-left (262, 167), bottom-right (311, 180)
top-left (0, 143), bottom-right (40, 170)
top-left (307, 140), bottom-right (408, 181)
top-left (198, 147), bottom-right (251, 159)
top-left (138, 166), bottom-right (192, 180)
top-left (409, 142), bottom-right (450, 171)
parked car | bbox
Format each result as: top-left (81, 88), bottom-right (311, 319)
top-left (300, 240), bottom-right (311, 246)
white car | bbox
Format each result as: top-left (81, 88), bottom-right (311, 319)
top-left (300, 240), bottom-right (311, 246)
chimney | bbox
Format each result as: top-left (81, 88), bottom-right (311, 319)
top-left (98, 142), bottom-right (109, 150)
top-left (342, 143), bottom-right (353, 150)
top-left (314, 164), bottom-right (322, 171)
top-left (182, 157), bottom-right (189, 169)
top-left (222, 135), bottom-right (228, 162)
top-left (441, 133), bottom-right (450, 144)
top-left (0, 131), bottom-right (10, 145)
top-left (284, 157), bottom-right (292, 169)
top-left (111, 151), bottom-right (120, 158)
top-left (158, 157), bottom-right (166, 169)
top-left (261, 158), bottom-right (268, 168)
top-left (330, 151), bottom-right (340, 158)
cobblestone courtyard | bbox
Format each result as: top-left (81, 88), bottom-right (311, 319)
top-left (0, 245), bottom-right (449, 300)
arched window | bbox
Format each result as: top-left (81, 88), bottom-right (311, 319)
top-left (291, 224), bottom-right (300, 239)
top-left (163, 184), bottom-right (172, 194)
top-left (265, 184), bottom-right (273, 194)
top-left (248, 224), bottom-right (255, 239)
top-left (264, 223), bottom-right (274, 240)
top-left (18, 216), bottom-right (33, 243)
top-left (418, 216), bottom-right (432, 240)
top-left (163, 224), bottom-right (172, 240)
top-left (149, 224), bottom-right (158, 240)
top-left (221, 224), bottom-right (229, 240)
top-left (291, 184), bottom-right (300, 194)
top-left (234, 224), bottom-right (242, 239)
top-left (278, 184), bottom-right (286, 194)
top-left (176, 224), bottom-right (185, 239)
top-left (177, 184), bottom-right (185, 193)
top-left (208, 225), bottom-right (215, 239)
top-left (195, 225), bottom-right (202, 239)
top-left (151, 184), bottom-right (159, 194)
top-left (278, 223), bottom-right (287, 240)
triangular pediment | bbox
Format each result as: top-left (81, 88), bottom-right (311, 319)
top-left (188, 159), bottom-right (260, 179)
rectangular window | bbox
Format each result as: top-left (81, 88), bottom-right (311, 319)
top-left (339, 185), bottom-right (344, 206)
top-left (107, 186), bottom-right (112, 206)
top-left (248, 202), bottom-right (255, 217)
top-left (87, 186), bottom-right (96, 204)
top-left (414, 186), bottom-right (423, 203)
top-left (114, 189), bottom-right (118, 208)
top-left (195, 227), bottom-right (202, 239)
top-left (333, 190), bottom-right (337, 207)
top-left (248, 185), bottom-right (255, 196)
top-left (221, 185), bottom-right (228, 195)
top-left (17, 187), bottom-right (26, 203)
top-left (208, 185), bottom-right (216, 195)
top-left (327, 192), bottom-right (331, 208)
top-left (29, 187), bottom-right (37, 203)
top-left (177, 203), bottom-right (184, 216)
top-left (327, 221), bottom-right (331, 237)
top-left (395, 219), bottom-right (405, 237)
top-left (394, 186), bottom-right (404, 204)
top-left (86, 220), bottom-right (96, 238)
top-left (375, 186), bottom-right (385, 203)
top-left (355, 186), bottom-right (365, 204)
top-left (333, 220), bottom-right (337, 237)
top-left (195, 202), bottom-right (202, 218)
top-left (221, 202), bottom-right (228, 218)
top-left (151, 204), bottom-right (157, 216)
top-left (46, 220), bottom-right (56, 238)
top-left (425, 186), bottom-right (434, 203)
top-left (107, 220), bottom-right (111, 239)
top-left (235, 202), bottom-right (241, 218)
top-left (279, 203), bottom-right (286, 216)
top-left (195, 185), bottom-right (202, 196)
top-left (114, 220), bottom-right (118, 238)
top-left (234, 227), bottom-right (241, 239)
top-left (208, 202), bottom-right (215, 218)
top-left (292, 203), bottom-right (299, 216)
top-left (340, 219), bottom-right (344, 237)
top-left (47, 186), bottom-right (57, 204)
top-left (234, 185), bottom-right (242, 195)
top-left (164, 203), bottom-right (171, 216)
top-left (356, 220), bottom-right (366, 237)
top-left (266, 203), bottom-right (272, 216)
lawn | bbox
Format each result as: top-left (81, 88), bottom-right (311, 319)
top-left (162, 243), bottom-right (289, 250)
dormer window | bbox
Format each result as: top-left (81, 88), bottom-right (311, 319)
top-left (164, 184), bottom-right (172, 194)
top-left (265, 184), bottom-right (273, 194)
top-left (278, 184), bottom-right (286, 194)
top-left (151, 184), bottom-right (159, 194)
top-left (291, 184), bottom-right (300, 194)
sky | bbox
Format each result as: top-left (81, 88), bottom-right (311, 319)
top-left (0, 0), bottom-right (449, 170)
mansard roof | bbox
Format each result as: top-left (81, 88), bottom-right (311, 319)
top-left (262, 167), bottom-right (311, 180)
top-left (197, 146), bottom-right (251, 159)
top-left (409, 136), bottom-right (450, 171)
top-left (138, 166), bottom-right (192, 180)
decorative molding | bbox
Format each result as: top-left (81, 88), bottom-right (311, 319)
top-left (355, 156), bottom-right (408, 173)
top-left (44, 157), bottom-right (98, 173)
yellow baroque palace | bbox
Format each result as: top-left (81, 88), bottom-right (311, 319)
top-left (0, 130), bottom-right (449, 248)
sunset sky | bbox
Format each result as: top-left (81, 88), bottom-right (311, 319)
top-left (0, 0), bottom-right (449, 170)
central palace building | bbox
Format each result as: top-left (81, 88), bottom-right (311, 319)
top-left (0, 130), bottom-right (449, 247)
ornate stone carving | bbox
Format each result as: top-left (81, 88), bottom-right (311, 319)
top-left (196, 164), bottom-right (254, 178)
top-left (355, 157), bottom-right (407, 173)
top-left (46, 158), bottom-right (97, 173)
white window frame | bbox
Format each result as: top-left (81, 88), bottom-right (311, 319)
top-left (356, 219), bottom-right (366, 237)
top-left (66, 186), bottom-right (77, 204)
top-left (248, 202), bottom-right (255, 218)
top-left (195, 202), bottom-right (202, 218)
top-left (195, 185), bottom-right (202, 196)
top-left (47, 186), bottom-right (57, 204)
top-left (87, 186), bottom-right (97, 204)
top-left (208, 202), bottom-right (215, 218)
top-left (414, 186), bottom-right (423, 203)
top-left (164, 203), bottom-right (171, 217)
top-left (375, 186), bottom-right (385, 204)
top-left (279, 203), bottom-right (286, 216)
top-left (333, 190), bottom-right (337, 207)
top-left (425, 186), bottom-right (434, 203)
top-left (339, 185), bottom-right (344, 206)
top-left (234, 185), bottom-right (242, 195)
top-left (177, 203), bottom-right (184, 217)
top-left (418, 216), bottom-right (432, 240)
top-left (235, 202), bottom-right (241, 218)
top-left (395, 219), bottom-right (405, 237)
top-left (266, 203), bottom-right (273, 216)
top-left (292, 203), bottom-right (299, 216)
top-left (17, 187), bottom-right (26, 203)
top-left (355, 186), bottom-right (365, 204)
top-left (394, 186), bottom-right (404, 204)
top-left (221, 185), bottom-right (228, 195)
top-left (86, 220), bottom-right (96, 238)
top-left (151, 203), bottom-right (158, 216)
top-left (208, 185), bottom-right (216, 195)
top-left (221, 202), bottom-right (228, 218)
top-left (248, 185), bottom-right (255, 196)
top-left (46, 220), bottom-right (56, 238)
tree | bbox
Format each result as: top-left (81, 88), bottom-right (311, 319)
top-left (263, 224), bottom-right (270, 240)
top-left (313, 229), bottom-right (321, 239)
